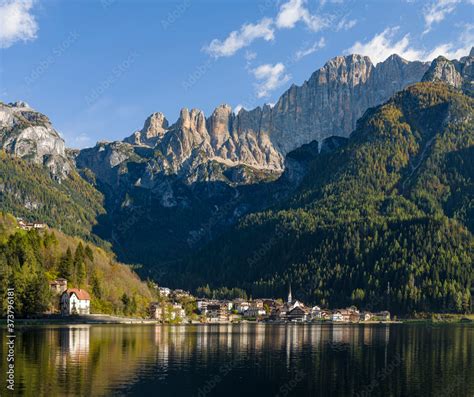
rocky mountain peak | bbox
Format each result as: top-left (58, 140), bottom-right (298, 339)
top-left (320, 53), bottom-right (374, 86)
top-left (142, 112), bottom-right (168, 137)
top-left (0, 102), bottom-right (70, 179)
top-left (10, 101), bottom-right (31, 109)
top-left (422, 56), bottom-right (463, 88)
top-left (422, 51), bottom-right (473, 96)
top-left (76, 50), bottom-right (474, 192)
top-left (124, 111), bottom-right (169, 146)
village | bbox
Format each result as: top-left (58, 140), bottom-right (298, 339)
top-left (48, 277), bottom-right (391, 324)
top-left (15, 217), bottom-right (391, 324)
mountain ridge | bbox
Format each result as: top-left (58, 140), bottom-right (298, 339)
top-left (1, 50), bottom-right (472, 293)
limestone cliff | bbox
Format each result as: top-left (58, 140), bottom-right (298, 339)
top-left (0, 101), bottom-right (71, 179)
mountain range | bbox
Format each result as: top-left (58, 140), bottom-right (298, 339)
top-left (0, 48), bottom-right (472, 313)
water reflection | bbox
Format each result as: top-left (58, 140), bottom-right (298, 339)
top-left (1, 324), bottom-right (473, 396)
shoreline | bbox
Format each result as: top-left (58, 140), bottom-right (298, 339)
top-left (1, 315), bottom-right (472, 327)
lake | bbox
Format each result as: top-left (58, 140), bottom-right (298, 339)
top-left (1, 323), bottom-right (473, 396)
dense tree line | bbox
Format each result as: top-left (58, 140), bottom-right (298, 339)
top-left (0, 213), bottom-right (153, 317)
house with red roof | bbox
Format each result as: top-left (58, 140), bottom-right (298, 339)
top-left (60, 288), bottom-right (91, 315)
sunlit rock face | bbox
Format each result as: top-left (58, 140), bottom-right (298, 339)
top-left (422, 48), bottom-right (474, 96)
top-left (79, 49), bottom-right (474, 190)
top-left (0, 101), bottom-right (71, 179)
top-left (88, 53), bottom-right (428, 187)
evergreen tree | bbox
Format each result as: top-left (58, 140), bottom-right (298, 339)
top-left (59, 248), bottom-right (74, 280)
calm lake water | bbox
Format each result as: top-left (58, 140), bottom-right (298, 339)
top-left (1, 323), bottom-right (473, 396)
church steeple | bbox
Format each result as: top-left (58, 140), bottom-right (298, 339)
top-left (287, 284), bottom-right (292, 304)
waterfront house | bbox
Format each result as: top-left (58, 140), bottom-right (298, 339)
top-left (197, 299), bottom-right (211, 314)
top-left (149, 302), bottom-right (163, 320)
top-left (287, 306), bottom-right (309, 322)
top-left (245, 305), bottom-right (266, 318)
top-left (171, 303), bottom-right (186, 320)
top-left (60, 288), bottom-right (91, 315)
top-left (331, 311), bottom-right (344, 322)
top-left (234, 299), bottom-right (250, 314)
top-left (207, 303), bottom-right (228, 322)
top-left (320, 310), bottom-right (331, 320)
top-left (360, 312), bottom-right (372, 322)
top-left (310, 305), bottom-right (322, 319)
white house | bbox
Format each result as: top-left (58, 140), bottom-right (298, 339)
top-left (310, 305), bottom-right (322, 319)
top-left (331, 311), bottom-right (344, 322)
top-left (244, 305), bottom-right (266, 317)
top-left (61, 288), bottom-right (91, 315)
top-left (234, 300), bottom-right (250, 314)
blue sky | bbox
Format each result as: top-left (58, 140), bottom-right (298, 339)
top-left (0, 0), bottom-right (472, 148)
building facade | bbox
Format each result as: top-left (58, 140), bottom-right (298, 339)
top-left (60, 289), bottom-right (91, 315)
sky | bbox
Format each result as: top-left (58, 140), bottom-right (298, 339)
top-left (0, 0), bottom-right (472, 148)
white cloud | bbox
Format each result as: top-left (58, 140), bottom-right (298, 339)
top-left (0, 0), bottom-right (38, 49)
top-left (204, 0), bottom-right (333, 59)
top-left (252, 63), bottom-right (291, 98)
top-left (347, 27), bottom-right (424, 64)
top-left (244, 50), bottom-right (257, 61)
top-left (295, 37), bottom-right (326, 60)
top-left (424, 23), bottom-right (474, 59)
top-left (347, 26), bottom-right (473, 65)
top-left (276, 0), bottom-right (329, 32)
top-left (204, 18), bottom-right (274, 58)
top-left (335, 17), bottom-right (357, 31)
top-left (423, 0), bottom-right (460, 34)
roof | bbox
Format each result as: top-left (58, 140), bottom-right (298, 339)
top-left (289, 306), bottom-right (309, 314)
top-left (64, 288), bottom-right (91, 300)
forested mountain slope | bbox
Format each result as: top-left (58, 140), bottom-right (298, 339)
top-left (0, 213), bottom-right (154, 317)
top-left (0, 151), bottom-right (105, 240)
top-left (180, 83), bottom-right (474, 314)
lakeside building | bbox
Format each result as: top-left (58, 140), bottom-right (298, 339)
top-left (245, 305), bottom-right (266, 318)
top-left (149, 302), bottom-right (186, 322)
top-left (151, 285), bottom-right (390, 324)
top-left (234, 299), bottom-right (250, 314)
top-left (287, 306), bottom-right (309, 322)
top-left (60, 288), bottom-right (91, 315)
top-left (49, 278), bottom-right (68, 295)
top-left (206, 303), bottom-right (229, 322)
top-left (149, 302), bottom-right (163, 321)
top-left (196, 299), bottom-right (211, 314)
